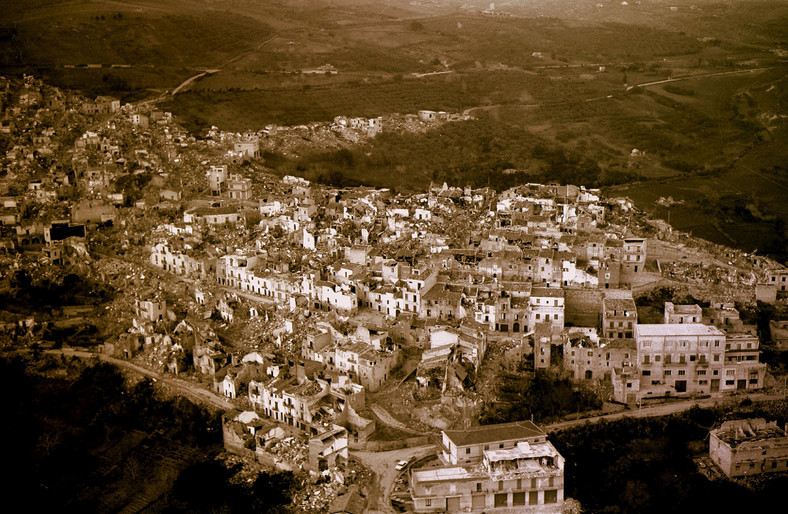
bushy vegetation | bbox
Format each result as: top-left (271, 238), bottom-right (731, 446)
top-left (635, 287), bottom-right (704, 310)
top-left (0, 269), bottom-right (115, 315)
top-left (0, 356), bottom-right (299, 512)
top-left (551, 404), bottom-right (788, 513)
top-left (115, 172), bottom-right (153, 206)
top-left (0, 356), bottom-right (218, 510)
top-left (168, 460), bottom-right (297, 513)
top-left (480, 368), bottom-right (602, 425)
top-left (2, 12), bottom-right (272, 68)
top-left (663, 84), bottom-right (696, 96)
top-left (33, 66), bottom-right (194, 102)
top-left (265, 117), bottom-right (606, 191)
top-left (167, 71), bottom-right (532, 131)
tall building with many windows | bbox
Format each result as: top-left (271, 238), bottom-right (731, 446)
top-left (612, 323), bottom-right (765, 403)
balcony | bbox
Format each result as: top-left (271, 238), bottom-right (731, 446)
top-left (476, 476), bottom-right (565, 495)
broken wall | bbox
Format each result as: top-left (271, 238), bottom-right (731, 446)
top-left (565, 288), bottom-right (602, 327)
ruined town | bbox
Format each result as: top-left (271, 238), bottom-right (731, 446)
top-left (2, 72), bottom-right (787, 513)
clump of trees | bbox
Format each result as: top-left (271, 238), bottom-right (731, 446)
top-left (264, 117), bottom-right (608, 192)
top-left (480, 368), bottom-right (601, 425)
top-left (635, 287), bottom-right (703, 310)
top-left (1, 270), bottom-right (115, 315)
top-left (0, 357), bottom-right (224, 511)
top-left (169, 460), bottom-right (297, 513)
top-left (115, 171), bottom-right (153, 206)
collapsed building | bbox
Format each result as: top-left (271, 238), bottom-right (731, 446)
top-left (709, 418), bottom-right (788, 478)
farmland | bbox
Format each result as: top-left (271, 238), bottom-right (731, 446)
top-left (1, 0), bottom-right (786, 259)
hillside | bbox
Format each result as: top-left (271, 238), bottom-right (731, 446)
top-left (1, 0), bottom-right (786, 257)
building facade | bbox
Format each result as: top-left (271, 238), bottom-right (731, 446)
top-left (411, 421), bottom-right (565, 512)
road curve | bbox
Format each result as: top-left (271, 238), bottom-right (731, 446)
top-left (370, 404), bottom-right (429, 436)
top-left (351, 444), bottom-right (438, 514)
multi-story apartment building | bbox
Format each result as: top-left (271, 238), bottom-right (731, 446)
top-left (135, 297), bottom-right (167, 322)
top-left (529, 286), bottom-right (564, 330)
top-left (421, 284), bottom-right (464, 321)
top-left (634, 323), bottom-right (726, 398)
top-left (564, 335), bottom-right (636, 381)
top-left (410, 421), bottom-right (565, 512)
top-left (248, 372), bottom-right (329, 431)
top-left (710, 418), bottom-right (788, 477)
top-left (314, 280), bottom-right (358, 315)
top-left (363, 283), bottom-right (395, 317)
top-left (227, 173), bottom-right (252, 200)
top-left (207, 165), bottom-right (227, 196)
top-left (184, 205), bottom-right (240, 226)
top-left (767, 268), bottom-right (788, 292)
top-left (622, 237), bottom-right (646, 274)
top-left (234, 137), bottom-right (260, 158)
top-left (722, 332), bottom-right (767, 389)
top-left (301, 328), bottom-right (333, 363)
top-left (602, 290), bottom-right (637, 339)
top-left (475, 297), bottom-right (497, 330)
top-left (326, 341), bottom-right (399, 392)
top-left (216, 253), bottom-right (313, 305)
top-left (149, 242), bottom-right (206, 278)
top-left (612, 323), bottom-right (766, 403)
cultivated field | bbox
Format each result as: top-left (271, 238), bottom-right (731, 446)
top-left (1, 0), bottom-right (786, 258)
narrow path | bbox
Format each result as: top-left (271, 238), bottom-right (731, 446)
top-left (627, 66), bottom-right (772, 91)
top-left (171, 69), bottom-right (219, 96)
top-left (46, 348), bottom-right (234, 411)
top-left (220, 34), bottom-right (279, 68)
top-left (544, 391), bottom-right (784, 432)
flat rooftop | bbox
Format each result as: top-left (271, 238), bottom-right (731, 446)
top-left (713, 418), bottom-right (788, 447)
top-left (669, 303), bottom-right (702, 314)
top-left (635, 323), bottom-right (724, 337)
top-left (443, 420), bottom-right (545, 447)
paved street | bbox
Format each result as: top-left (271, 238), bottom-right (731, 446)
top-left (351, 444), bottom-right (438, 514)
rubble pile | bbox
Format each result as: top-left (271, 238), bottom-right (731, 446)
top-left (262, 436), bottom-right (308, 469)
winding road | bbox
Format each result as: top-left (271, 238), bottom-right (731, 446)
top-left (45, 348), bottom-right (235, 411)
top-left (370, 404), bottom-right (429, 436)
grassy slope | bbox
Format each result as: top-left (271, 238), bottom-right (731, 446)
top-left (0, 5), bottom-right (273, 100)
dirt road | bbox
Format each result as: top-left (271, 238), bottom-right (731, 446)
top-left (627, 67), bottom-right (771, 91)
top-left (47, 348), bottom-right (234, 411)
top-left (351, 444), bottom-right (438, 514)
top-left (370, 404), bottom-right (429, 436)
top-left (545, 392), bottom-right (783, 432)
